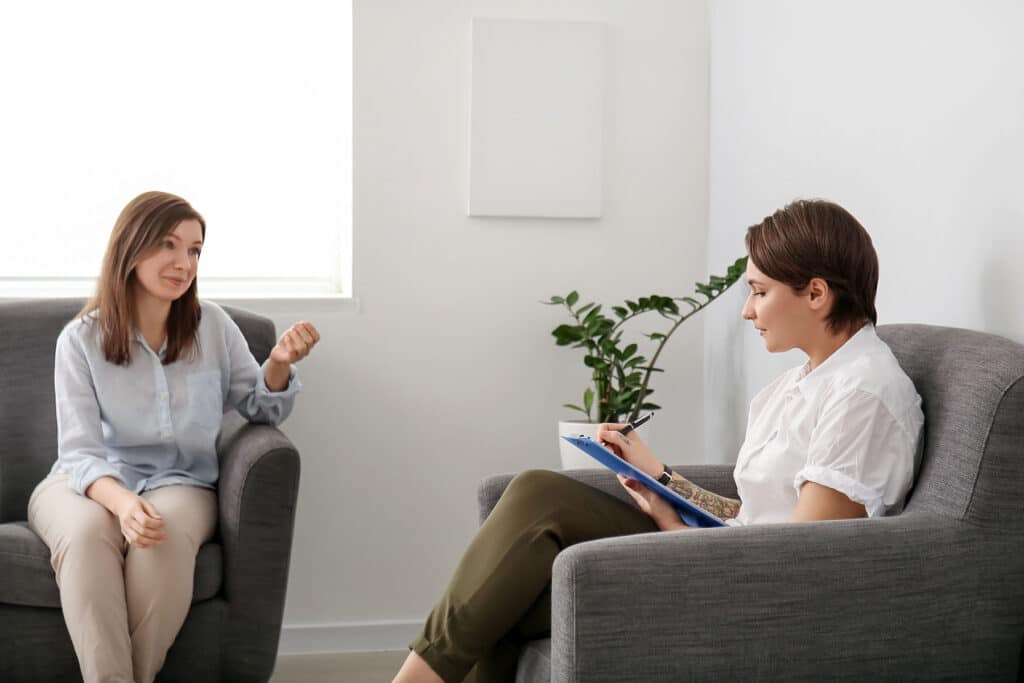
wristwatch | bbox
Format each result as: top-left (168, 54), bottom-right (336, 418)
top-left (657, 464), bottom-right (673, 486)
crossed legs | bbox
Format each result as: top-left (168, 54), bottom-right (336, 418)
top-left (394, 469), bottom-right (658, 683)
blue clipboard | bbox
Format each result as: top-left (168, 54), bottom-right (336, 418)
top-left (561, 436), bottom-right (726, 528)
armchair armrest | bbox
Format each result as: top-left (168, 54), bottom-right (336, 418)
top-left (477, 465), bottom-right (737, 525)
top-left (217, 424), bottom-right (301, 681)
top-left (548, 512), bottom-right (1019, 682)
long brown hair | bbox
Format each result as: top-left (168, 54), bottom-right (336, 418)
top-left (745, 199), bottom-right (878, 334)
top-left (81, 191), bottom-right (206, 365)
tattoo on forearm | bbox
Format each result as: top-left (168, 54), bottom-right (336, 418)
top-left (667, 473), bottom-right (741, 520)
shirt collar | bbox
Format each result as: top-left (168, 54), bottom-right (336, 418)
top-left (134, 329), bottom-right (168, 359)
top-left (794, 322), bottom-right (877, 396)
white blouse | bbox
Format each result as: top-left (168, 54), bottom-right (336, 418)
top-left (729, 324), bottom-right (924, 526)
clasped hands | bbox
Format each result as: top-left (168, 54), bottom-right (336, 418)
top-left (116, 495), bottom-right (165, 548)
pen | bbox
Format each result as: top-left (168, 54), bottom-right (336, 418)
top-left (618, 412), bottom-right (653, 436)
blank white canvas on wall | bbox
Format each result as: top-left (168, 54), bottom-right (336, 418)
top-left (468, 18), bottom-right (605, 218)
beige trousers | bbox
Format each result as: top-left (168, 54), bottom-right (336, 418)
top-left (28, 475), bottom-right (217, 683)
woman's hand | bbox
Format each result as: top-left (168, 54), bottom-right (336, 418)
top-left (116, 495), bottom-right (165, 548)
top-left (618, 475), bottom-right (690, 531)
top-left (270, 321), bottom-right (321, 365)
top-left (595, 424), bottom-right (663, 479)
top-left (265, 321), bottom-right (321, 391)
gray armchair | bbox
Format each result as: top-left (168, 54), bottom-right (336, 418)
top-left (477, 324), bottom-right (1024, 682)
top-left (0, 299), bottom-right (300, 682)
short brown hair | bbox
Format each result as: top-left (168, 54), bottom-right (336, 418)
top-left (745, 199), bottom-right (878, 333)
top-left (82, 191), bottom-right (206, 365)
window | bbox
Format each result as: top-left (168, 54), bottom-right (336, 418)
top-left (0, 1), bottom-right (352, 298)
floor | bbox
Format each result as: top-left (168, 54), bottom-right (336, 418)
top-left (270, 650), bottom-right (408, 683)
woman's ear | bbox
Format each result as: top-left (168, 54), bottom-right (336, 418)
top-left (806, 277), bottom-right (831, 311)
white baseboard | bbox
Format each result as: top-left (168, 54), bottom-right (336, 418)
top-left (278, 620), bottom-right (421, 655)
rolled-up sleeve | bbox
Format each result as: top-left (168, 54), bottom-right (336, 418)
top-left (223, 318), bottom-right (302, 425)
top-left (794, 388), bottom-right (911, 518)
top-left (54, 328), bottom-right (125, 495)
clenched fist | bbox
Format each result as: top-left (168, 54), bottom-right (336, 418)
top-left (265, 321), bottom-right (321, 391)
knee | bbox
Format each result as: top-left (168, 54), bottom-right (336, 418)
top-left (130, 519), bottom-right (204, 565)
top-left (53, 507), bottom-right (122, 560)
top-left (508, 468), bottom-right (563, 490)
top-left (503, 469), bottom-right (572, 508)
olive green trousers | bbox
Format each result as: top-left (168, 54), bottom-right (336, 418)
top-left (411, 469), bottom-right (658, 683)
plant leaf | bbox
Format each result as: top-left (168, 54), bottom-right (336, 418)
top-left (566, 291), bottom-right (579, 307)
top-left (563, 403), bottom-right (592, 420)
top-left (551, 324), bottom-right (584, 345)
top-left (582, 305), bottom-right (603, 324)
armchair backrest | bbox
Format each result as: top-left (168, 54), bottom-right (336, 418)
top-left (878, 324), bottom-right (1024, 530)
top-left (0, 299), bottom-right (275, 523)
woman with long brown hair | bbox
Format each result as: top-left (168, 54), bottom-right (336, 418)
top-left (27, 191), bottom-right (321, 683)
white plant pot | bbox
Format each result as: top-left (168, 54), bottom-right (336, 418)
top-left (557, 421), bottom-right (601, 470)
top-left (558, 419), bottom-right (656, 470)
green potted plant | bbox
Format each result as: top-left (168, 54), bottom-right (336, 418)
top-left (545, 256), bottom-right (747, 468)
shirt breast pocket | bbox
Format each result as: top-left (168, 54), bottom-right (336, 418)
top-left (185, 371), bottom-right (225, 431)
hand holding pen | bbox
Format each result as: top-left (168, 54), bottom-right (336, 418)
top-left (598, 412), bottom-right (654, 444)
top-left (595, 413), bottom-right (661, 479)
top-left (617, 412), bottom-right (653, 436)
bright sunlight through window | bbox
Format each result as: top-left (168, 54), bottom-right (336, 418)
top-left (0, 1), bottom-right (352, 298)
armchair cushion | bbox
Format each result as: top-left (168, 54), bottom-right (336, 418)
top-left (515, 640), bottom-right (552, 683)
top-left (0, 521), bottom-right (223, 608)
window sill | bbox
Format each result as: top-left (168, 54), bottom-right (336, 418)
top-left (0, 279), bottom-right (360, 314)
top-left (212, 295), bottom-right (360, 315)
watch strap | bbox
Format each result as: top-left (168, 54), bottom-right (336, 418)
top-left (657, 464), bottom-right (673, 486)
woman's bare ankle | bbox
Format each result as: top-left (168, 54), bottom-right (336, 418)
top-left (392, 650), bottom-right (445, 683)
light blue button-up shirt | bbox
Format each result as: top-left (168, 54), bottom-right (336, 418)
top-left (52, 301), bottom-right (301, 495)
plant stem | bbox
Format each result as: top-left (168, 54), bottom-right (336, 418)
top-left (627, 283), bottom-right (739, 421)
top-left (629, 310), bottom-right (693, 421)
top-left (568, 301), bottom-right (609, 423)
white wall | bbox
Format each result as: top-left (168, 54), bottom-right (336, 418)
top-left (704, 0), bottom-right (1024, 464)
top-left (258, 0), bottom-right (710, 651)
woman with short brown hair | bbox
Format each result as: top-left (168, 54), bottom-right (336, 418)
top-left (393, 198), bottom-right (924, 683)
top-left (745, 198), bottom-right (879, 335)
